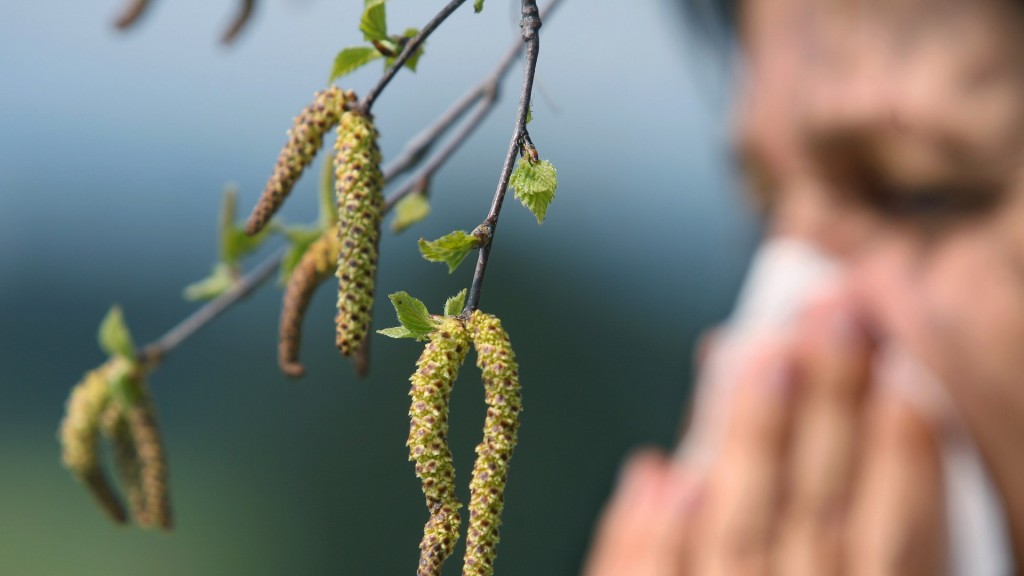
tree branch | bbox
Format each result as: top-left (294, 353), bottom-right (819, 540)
top-left (359, 0), bottom-right (468, 113)
top-left (136, 0), bottom-right (562, 363)
top-left (463, 0), bottom-right (542, 314)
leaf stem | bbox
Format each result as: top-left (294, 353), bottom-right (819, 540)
top-left (463, 0), bottom-right (542, 315)
top-left (359, 0), bottom-right (468, 113)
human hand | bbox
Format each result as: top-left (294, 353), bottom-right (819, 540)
top-left (583, 295), bottom-right (946, 576)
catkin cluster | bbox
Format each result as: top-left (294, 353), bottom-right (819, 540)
top-left (279, 224), bottom-right (342, 377)
top-left (463, 312), bottom-right (522, 576)
top-left (59, 359), bottom-right (172, 530)
top-left (408, 317), bottom-right (472, 576)
top-left (333, 109), bottom-right (384, 357)
top-left (245, 87), bottom-right (354, 235)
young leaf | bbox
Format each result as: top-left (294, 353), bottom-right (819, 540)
top-left (98, 306), bottom-right (136, 359)
top-left (509, 158), bottom-right (558, 224)
top-left (444, 289), bottom-right (467, 317)
top-left (319, 158), bottom-right (338, 228)
top-left (418, 230), bottom-right (482, 273)
top-left (360, 0), bottom-right (389, 42)
top-left (221, 187), bottom-right (271, 263)
top-left (384, 28), bottom-right (424, 72)
top-left (329, 46), bottom-right (383, 83)
top-left (526, 106), bottom-right (533, 124)
top-left (183, 262), bottom-right (236, 301)
top-left (474, 0), bottom-right (485, 13)
top-left (279, 226), bottom-right (324, 282)
top-left (377, 326), bottom-right (416, 339)
top-left (106, 359), bottom-right (141, 407)
top-left (386, 292), bottom-right (438, 339)
top-left (391, 190), bottom-right (430, 233)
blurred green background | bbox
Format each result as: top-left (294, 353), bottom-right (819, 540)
top-left (0, 1), bottom-right (755, 574)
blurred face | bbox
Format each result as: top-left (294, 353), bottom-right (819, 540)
top-left (736, 0), bottom-right (1024, 448)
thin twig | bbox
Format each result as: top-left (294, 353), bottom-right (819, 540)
top-left (141, 246), bottom-right (286, 363)
top-left (136, 1), bottom-right (564, 362)
top-left (384, 0), bottom-right (563, 209)
top-left (360, 0), bottom-right (468, 113)
top-left (463, 0), bottom-right (542, 314)
top-left (221, 0), bottom-right (256, 45)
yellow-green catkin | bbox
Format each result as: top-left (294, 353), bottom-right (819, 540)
top-left (463, 312), bottom-right (522, 576)
top-left (279, 224), bottom-right (342, 378)
top-left (408, 318), bottom-right (471, 576)
top-left (126, 391), bottom-right (173, 530)
top-left (100, 402), bottom-right (145, 524)
top-left (245, 87), bottom-right (354, 235)
top-left (59, 360), bottom-right (128, 524)
top-left (333, 109), bottom-right (384, 357)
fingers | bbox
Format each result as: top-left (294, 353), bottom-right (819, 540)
top-left (847, 394), bottom-right (946, 576)
top-left (776, 297), bottom-right (872, 576)
top-left (583, 450), bottom-right (701, 576)
top-left (698, 340), bottom-right (795, 576)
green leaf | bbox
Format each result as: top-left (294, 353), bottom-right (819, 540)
top-left (106, 359), bottom-right (141, 407)
top-left (390, 28), bottom-right (424, 72)
top-left (329, 46), bottom-right (383, 83)
top-left (360, 0), bottom-right (389, 42)
top-left (474, 0), bottom-right (484, 13)
top-left (376, 326), bottom-right (417, 339)
top-left (184, 262), bottom-right (237, 301)
top-left (386, 291), bottom-right (437, 339)
top-left (526, 106), bottom-right (533, 124)
top-left (220, 187), bottom-right (271, 263)
top-left (444, 289), bottom-right (467, 317)
top-left (319, 158), bottom-right (339, 227)
top-left (278, 226), bottom-right (324, 282)
top-left (98, 306), bottom-right (135, 359)
top-left (418, 230), bottom-right (482, 273)
top-left (391, 191), bottom-right (430, 233)
top-left (509, 158), bottom-right (558, 224)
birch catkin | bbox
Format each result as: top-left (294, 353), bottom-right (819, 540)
top-left (59, 361), bottom-right (127, 524)
top-left (245, 87), bottom-right (352, 235)
top-left (463, 311), bottom-right (522, 576)
top-left (334, 109), bottom-right (384, 357)
top-left (126, 393), bottom-right (173, 530)
top-left (279, 224), bottom-right (342, 377)
top-left (408, 317), bottom-right (471, 576)
top-left (100, 403), bottom-right (146, 525)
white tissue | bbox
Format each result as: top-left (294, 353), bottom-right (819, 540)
top-left (676, 237), bottom-right (1011, 576)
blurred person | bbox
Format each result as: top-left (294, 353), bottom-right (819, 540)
top-left (584, 0), bottom-right (1024, 574)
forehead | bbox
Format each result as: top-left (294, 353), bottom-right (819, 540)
top-left (735, 0), bottom-right (1024, 192)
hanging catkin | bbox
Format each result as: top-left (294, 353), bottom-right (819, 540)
top-left (125, 389), bottom-right (173, 530)
top-left (245, 87), bottom-right (352, 235)
top-left (408, 318), bottom-right (471, 576)
top-left (59, 361), bottom-right (128, 524)
top-left (279, 224), bottom-right (342, 377)
top-left (100, 402), bottom-right (146, 524)
top-left (463, 311), bottom-right (522, 576)
top-left (333, 109), bottom-right (384, 357)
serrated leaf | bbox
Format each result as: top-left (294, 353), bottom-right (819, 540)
top-left (377, 326), bottom-right (417, 339)
top-left (360, 0), bottom-right (389, 42)
top-left (509, 158), bottom-right (558, 224)
top-left (474, 0), bottom-right (484, 13)
top-left (391, 191), bottom-right (430, 233)
top-left (387, 292), bottom-right (438, 338)
top-left (444, 289), bottom-right (467, 317)
top-left (184, 262), bottom-right (237, 301)
top-left (329, 46), bottom-right (383, 83)
top-left (418, 230), bottom-right (481, 273)
top-left (98, 306), bottom-right (135, 359)
top-left (278, 226), bottom-right (324, 282)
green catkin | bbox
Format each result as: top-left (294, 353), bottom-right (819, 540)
top-left (59, 360), bottom-right (128, 524)
top-left (408, 318), bottom-right (472, 576)
top-left (279, 224), bottom-right (342, 378)
top-left (463, 312), bottom-right (522, 576)
top-left (126, 388), bottom-right (173, 530)
top-left (100, 402), bottom-right (146, 524)
top-left (245, 87), bottom-right (353, 235)
top-left (333, 109), bottom-right (384, 357)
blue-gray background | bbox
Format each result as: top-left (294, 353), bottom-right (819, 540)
top-left (0, 1), bottom-right (755, 574)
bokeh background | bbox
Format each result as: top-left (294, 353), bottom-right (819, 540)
top-left (0, 1), bottom-right (756, 574)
